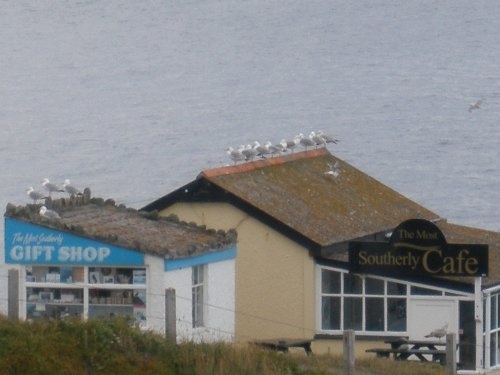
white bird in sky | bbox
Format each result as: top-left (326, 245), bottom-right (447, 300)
top-left (424, 323), bottom-right (448, 340)
top-left (42, 178), bottom-right (64, 196)
top-left (39, 206), bottom-right (61, 219)
top-left (468, 99), bottom-right (483, 112)
top-left (63, 179), bottom-right (81, 196)
top-left (26, 187), bottom-right (45, 203)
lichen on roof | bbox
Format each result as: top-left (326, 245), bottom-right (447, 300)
top-left (201, 148), bottom-right (439, 246)
top-left (4, 188), bottom-right (237, 259)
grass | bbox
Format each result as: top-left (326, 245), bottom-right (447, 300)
top-left (0, 316), bottom-right (446, 375)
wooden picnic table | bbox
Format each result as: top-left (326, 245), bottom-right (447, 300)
top-left (254, 338), bottom-right (313, 355)
top-left (366, 337), bottom-right (447, 364)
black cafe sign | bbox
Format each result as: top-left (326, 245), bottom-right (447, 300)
top-left (349, 219), bottom-right (488, 277)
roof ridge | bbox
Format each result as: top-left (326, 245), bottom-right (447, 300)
top-left (201, 148), bottom-right (329, 178)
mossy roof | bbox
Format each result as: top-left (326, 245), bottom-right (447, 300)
top-left (5, 193), bottom-right (236, 259)
top-left (199, 148), bottom-right (438, 246)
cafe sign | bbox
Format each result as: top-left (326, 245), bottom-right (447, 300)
top-left (349, 219), bottom-right (488, 277)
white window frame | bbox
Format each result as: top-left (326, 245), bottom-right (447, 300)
top-left (192, 264), bottom-right (206, 328)
top-left (317, 265), bottom-right (472, 336)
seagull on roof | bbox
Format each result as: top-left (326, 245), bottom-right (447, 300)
top-left (226, 146), bottom-right (246, 164)
top-left (268, 142), bottom-right (285, 157)
top-left (281, 137), bottom-right (299, 153)
top-left (298, 133), bottom-right (315, 150)
top-left (468, 99), bottom-right (483, 112)
top-left (317, 130), bottom-right (339, 144)
top-left (254, 141), bottom-right (271, 158)
top-left (63, 179), bottom-right (81, 196)
top-left (310, 131), bottom-right (326, 148)
top-left (42, 178), bottom-right (64, 196)
top-left (325, 161), bottom-right (341, 178)
top-left (39, 206), bottom-right (61, 219)
top-left (26, 187), bottom-right (45, 203)
top-left (241, 144), bottom-right (258, 161)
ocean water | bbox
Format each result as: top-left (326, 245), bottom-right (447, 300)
top-left (1, 0), bottom-right (499, 253)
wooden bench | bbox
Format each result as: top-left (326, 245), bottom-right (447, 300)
top-left (366, 347), bottom-right (446, 364)
top-left (254, 338), bottom-right (313, 355)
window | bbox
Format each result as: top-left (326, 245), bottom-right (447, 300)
top-left (25, 266), bottom-right (146, 325)
top-left (192, 265), bottom-right (205, 328)
top-left (319, 267), bottom-right (408, 334)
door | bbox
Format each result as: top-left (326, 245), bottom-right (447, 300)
top-left (407, 298), bottom-right (458, 341)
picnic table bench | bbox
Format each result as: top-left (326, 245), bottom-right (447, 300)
top-left (254, 338), bottom-right (313, 355)
top-left (366, 338), bottom-right (447, 364)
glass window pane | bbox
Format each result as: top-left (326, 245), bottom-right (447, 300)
top-left (387, 282), bottom-right (406, 295)
top-left (366, 298), bottom-right (384, 331)
top-left (365, 278), bottom-right (384, 295)
top-left (321, 269), bottom-right (340, 294)
top-left (388, 298), bottom-right (406, 331)
top-left (344, 297), bottom-right (362, 330)
top-left (344, 273), bottom-right (362, 294)
top-left (321, 297), bottom-right (340, 330)
top-left (411, 286), bottom-right (442, 296)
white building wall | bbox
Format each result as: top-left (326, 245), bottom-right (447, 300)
top-left (144, 254), bottom-right (166, 334)
top-left (162, 258), bottom-right (235, 343)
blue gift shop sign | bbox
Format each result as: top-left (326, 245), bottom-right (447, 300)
top-left (4, 218), bottom-right (144, 266)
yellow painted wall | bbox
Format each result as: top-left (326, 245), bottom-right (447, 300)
top-left (160, 202), bottom-right (316, 342)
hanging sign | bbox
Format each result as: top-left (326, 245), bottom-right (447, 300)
top-left (349, 219), bottom-right (488, 277)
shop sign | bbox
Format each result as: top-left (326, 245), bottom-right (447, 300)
top-left (4, 218), bottom-right (144, 266)
top-left (349, 219), bottom-right (488, 277)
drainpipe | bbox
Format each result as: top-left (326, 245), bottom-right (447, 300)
top-left (476, 277), bottom-right (485, 371)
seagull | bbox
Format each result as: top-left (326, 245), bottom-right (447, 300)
top-left (39, 206), bottom-right (61, 219)
top-left (226, 146), bottom-right (246, 164)
top-left (425, 323), bottom-right (448, 340)
top-left (42, 178), bottom-right (64, 196)
top-left (26, 187), bottom-right (45, 203)
top-left (325, 161), bottom-right (341, 177)
top-left (63, 179), bottom-right (81, 196)
top-left (267, 141), bottom-right (286, 157)
top-left (254, 141), bottom-right (271, 158)
top-left (240, 144), bottom-right (258, 161)
top-left (468, 99), bottom-right (482, 112)
top-left (317, 130), bottom-right (339, 144)
top-left (310, 131), bottom-right (326, 148)
top-left (298, 133), bottom-right (315, 150)
top-left (281, 137), bottom-right (300, 153)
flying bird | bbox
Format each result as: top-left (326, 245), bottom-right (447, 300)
top-left (424, 323), bottom-right (448, 340)
top-left (39, 206), bottom-right (61, 219)
top-left (63, 179), bottom-right (81, 196)
top-left (42, 178), bottom-right (64, 196)
top-left (26, 187), bottom-right (45, 203)
top-left (325, 161), bottom-right (341, 178)
top-left (468, 99), bottom-right (482, 112)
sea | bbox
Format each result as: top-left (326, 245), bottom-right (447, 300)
top-left (1, 0), bottom-right (499, 267)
